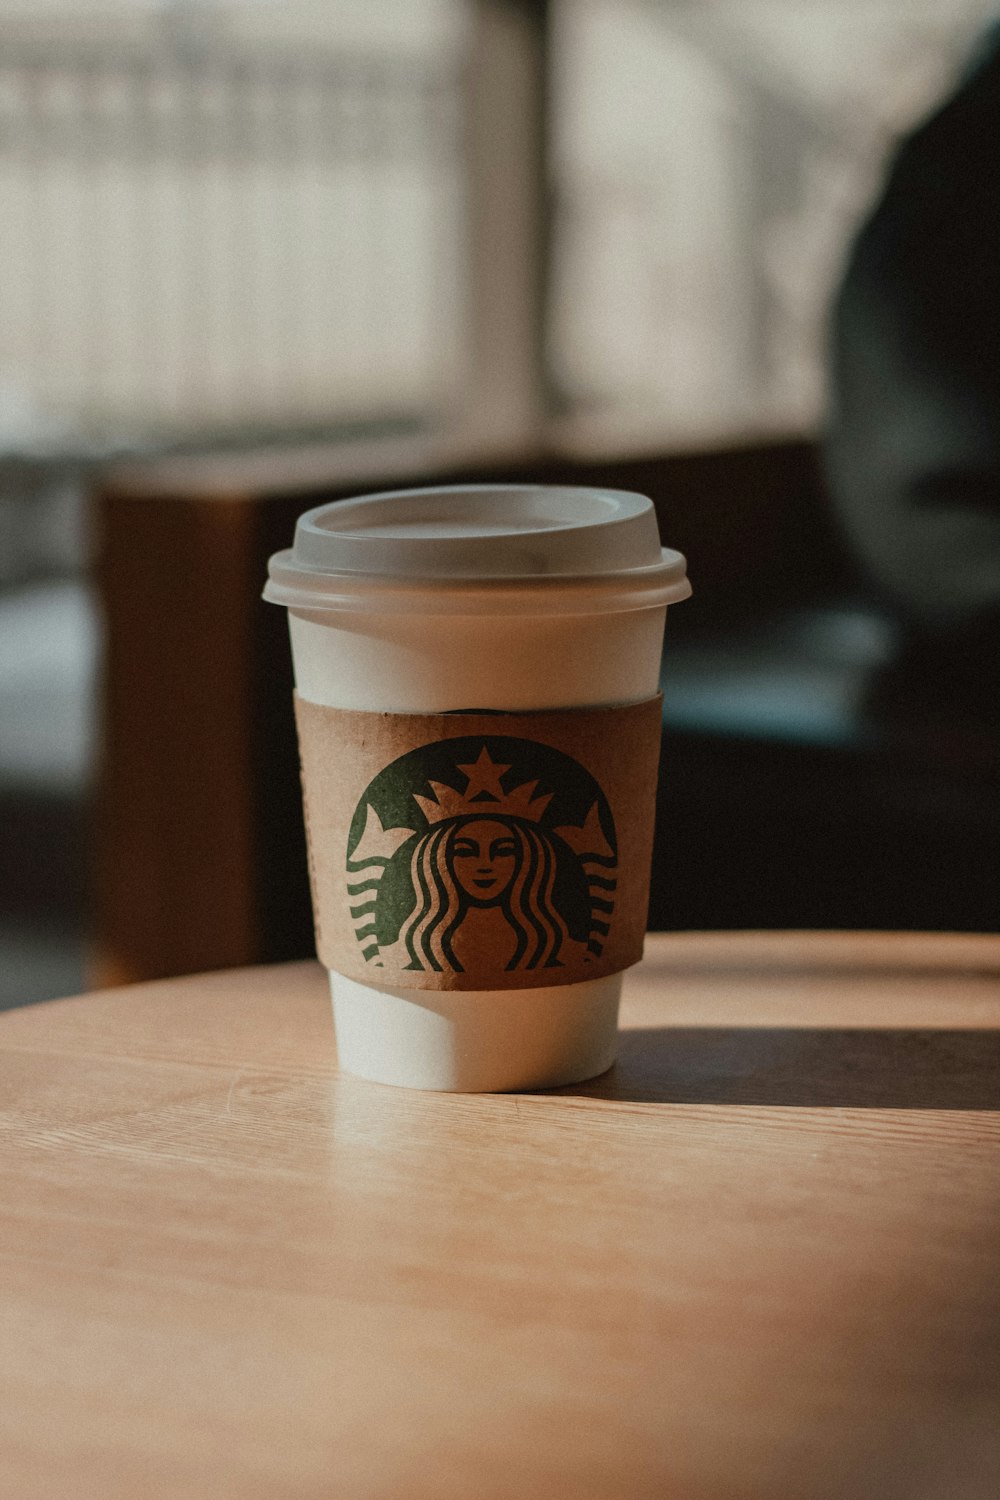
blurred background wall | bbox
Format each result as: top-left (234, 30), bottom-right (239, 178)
top-left (1, 0), bottom-right (995, 1005)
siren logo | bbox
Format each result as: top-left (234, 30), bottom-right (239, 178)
top-left (345, 737), bottom-right (617, 975)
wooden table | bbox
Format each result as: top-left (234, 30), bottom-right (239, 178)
top-left (3, 932), bottom-right (999, 1499)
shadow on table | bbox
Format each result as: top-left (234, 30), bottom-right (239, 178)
top-left (562, 1027), bottom-right (1000, 1109)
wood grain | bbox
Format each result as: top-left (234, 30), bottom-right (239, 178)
top-left (3, 932), bottom-right (999, 1500)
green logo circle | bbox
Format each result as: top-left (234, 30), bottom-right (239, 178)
top-left (346, 736), bottom-right (617, 974)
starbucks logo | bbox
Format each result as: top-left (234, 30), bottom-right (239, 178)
top-left (345, 736), bottom-right (617, 975)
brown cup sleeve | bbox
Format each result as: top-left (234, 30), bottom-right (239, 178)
top-left (293, 695), bottom-right (663, 992)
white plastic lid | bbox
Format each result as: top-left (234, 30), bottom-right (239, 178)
top-left (263, 484), bottom-right (691, 615)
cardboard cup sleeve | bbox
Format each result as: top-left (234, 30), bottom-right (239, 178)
top-left (294, 695), bottom-right (663, 992)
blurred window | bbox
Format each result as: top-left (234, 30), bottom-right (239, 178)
top-left (550, 0), bottom-right (996, 447)
top-left (0, 0), bottom-right (466, 453)
top-left (0, 0), bottom-right (994, 458)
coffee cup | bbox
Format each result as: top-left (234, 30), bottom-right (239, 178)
top-left (264, 484), bottom-right (690, 1090)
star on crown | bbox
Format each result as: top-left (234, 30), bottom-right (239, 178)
top-left (414, 746), bottom-right (553, 826)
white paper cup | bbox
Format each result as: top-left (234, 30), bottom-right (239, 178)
top-left (265, 484), bottom-right (690, 1091)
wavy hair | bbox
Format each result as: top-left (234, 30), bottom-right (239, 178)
top-left (396, 816), bottom-right (572, 972)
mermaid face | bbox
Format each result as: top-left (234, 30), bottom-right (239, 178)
top-left (449, 819), bottom-right (518, 904)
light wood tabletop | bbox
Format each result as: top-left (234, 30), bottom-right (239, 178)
top-left (3, 931), bottom-right (999, 1500)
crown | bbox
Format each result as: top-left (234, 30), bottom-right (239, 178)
top-left (413, 746), bottom-right (553, 826)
